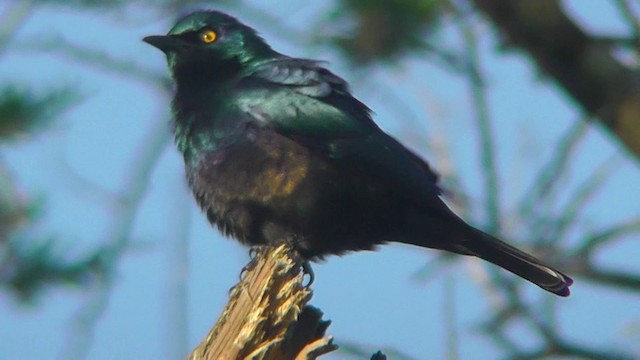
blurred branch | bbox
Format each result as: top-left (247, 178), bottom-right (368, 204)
top-left (514, 303), bottom-right (634, 359)
top-left (421, 41), bottom-right (472, 76)
top-left (576, 218), bottom-right (640, 256)
top-left (101, 123), bottom-right (170, 261)
top-left (411, 253), bottom-right (457, 284)
top-left (444, 275), bottom-right (459, 360)
top-left (0, 82), bottom-right (94, 302)
top-left (236, 3), bottom-right (310, 47)
top-left (484, 292), bottom-right (636, 359)
top-left (517, 304), bottom-right (625, 360)
top-left (471, 0), bottom-right (640, 162)
top-left (511, 340), bottom-right (633, 360)
top-left (471, 94), bottom-right (636, 359)
top-left (0, 161), bottom-right (29, 241)
top-left (575, 266), bottom-right (640, 293)
top-left (16, 35), bottom-right (167, 86)
top-left (614, 0), bottom-right (640, 40)
top-left (0, 85), bottom-right (80, 140)
top-left (458, 9), bottom-right (501, 233)
top-left (518, 120), bottom-right (589, 215)
top-left (164, 177), bottom-right (191, 360)
top-left (62, 119), bottom-right (171, 360)
top-left (546, 156), bottom-right (621, 245)
top-left (328, 0), bottom-right (444, 64)
top-left (0, 0), bottom-right (34, 54)
top-left (1, 235), bottom-right (102, 302)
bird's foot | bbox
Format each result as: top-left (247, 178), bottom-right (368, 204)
top-left (238, 246), bottom-right (264, 282)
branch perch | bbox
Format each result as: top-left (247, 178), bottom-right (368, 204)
top-left (188, 244), bottom-right (336, 360)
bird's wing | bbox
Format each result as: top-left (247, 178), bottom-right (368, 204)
top-left (237, 58), bottom-right (377, 136)
top-left (236, 57), bottom-right (443, 199)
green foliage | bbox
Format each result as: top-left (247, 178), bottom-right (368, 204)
top-left (0, 82), bottom-right (97, 302)
top-left (0, 168), bottom-right (30, 237)
top-left (2, 236), bottom-right (103, 303)
top-left (330, 0), bottom-right (444, 63)
top-left (0, 85), bottom-right (78, 140)
top-left (0, 166), bottom-right (102, 303)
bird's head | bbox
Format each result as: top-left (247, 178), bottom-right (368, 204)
top-left (144, 11), bottom-right (275, 80)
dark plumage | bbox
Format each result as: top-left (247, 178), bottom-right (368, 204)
top-left (144, 10), bottom-right (573, 296)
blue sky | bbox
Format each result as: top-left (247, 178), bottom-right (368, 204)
top-left (1, 1), bottom-right (639, 359)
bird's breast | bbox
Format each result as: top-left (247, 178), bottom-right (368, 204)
top-left (194, 129), bottom-right (310, 202)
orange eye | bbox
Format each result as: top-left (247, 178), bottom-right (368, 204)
top-left (199, 29), bottom-right (217, 43)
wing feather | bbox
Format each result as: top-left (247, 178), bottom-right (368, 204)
top-left (236, 57), bottom-right (443, 199)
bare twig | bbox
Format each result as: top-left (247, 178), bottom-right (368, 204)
top-left (576, 217), bottom-right (640, 256)
top-left (459, 13), bottom-right (501, 233)
top-left (443, 275), bottom-right (459, 360)
top-left (15, 36), bottom-right (166, 86)
top-left (509, 339), bottom-right (634, 360)
top-left (165, 181), bottom-right (192, 359)
top-left (546, 156), bottom-right (621, 245)
top-left (575, 266), bottom-right (640, 293)
top-left (0, 0), bottom-right (34, 54)
top-left (518, 119), bottom-right (589, 215)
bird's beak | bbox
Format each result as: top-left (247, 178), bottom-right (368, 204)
top-left (143, 35), bottom-right (182, 53)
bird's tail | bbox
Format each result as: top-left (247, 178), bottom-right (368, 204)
top-left (458, 227), bottom-right (573, 297)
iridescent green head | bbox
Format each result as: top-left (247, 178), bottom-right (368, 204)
top-left (143, 11), bottom-right (275, 77)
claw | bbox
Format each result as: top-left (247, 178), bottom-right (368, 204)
top-left (239, 262), bottom-right (250, 281)
top-left (302, 260), bottom-right (315, 287)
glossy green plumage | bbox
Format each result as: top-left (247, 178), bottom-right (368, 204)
top-left (144, 10), bottom-right (573, 296)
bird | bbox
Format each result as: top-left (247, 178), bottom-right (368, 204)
top-left (143, 10), bottom-right (573, 296)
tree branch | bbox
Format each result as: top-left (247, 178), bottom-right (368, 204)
top-left (458, 7), bottom-right (502, 233)
top-left (189, 245), bottom-right (336, 360)
top-left (471, 0), bottom-right (640, 162)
